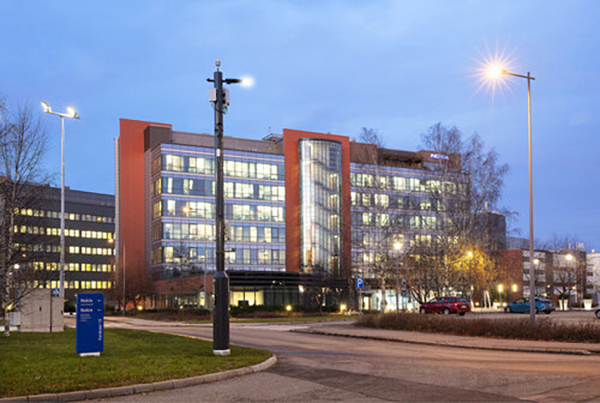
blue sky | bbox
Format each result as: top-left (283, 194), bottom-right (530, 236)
top-left (1, 1), bottom-right (598, 250)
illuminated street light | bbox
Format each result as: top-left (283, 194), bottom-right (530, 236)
top-left (41, 102), bottom-right (80, 300)
top-left (485, 64), bottom-right (536, 326)
top-left (467, 251), bottom-right (473, 258)
top-left (239, 76), bottom-right (255, 88)
top-left (486, 65), bottom-right (505, 80)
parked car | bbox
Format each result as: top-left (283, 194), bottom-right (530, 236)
top-left (419, 297), bottom-right (470, 316)
top-left (504, 297), bottom-right (555, 314)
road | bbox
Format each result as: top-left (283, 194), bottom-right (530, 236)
top-left (92, 316), bottom-right (600, 403)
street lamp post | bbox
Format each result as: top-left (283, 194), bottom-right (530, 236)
top-left (393, 242), bottom-right (402, 312)
top-left (486, 67), bottom-right (536, 326)
top-left (566, 254), bottom-right (574, 310)
top-left (207, 60), bottom-right (247, 356)
top-left (41, 102), bottom-right (80, 300)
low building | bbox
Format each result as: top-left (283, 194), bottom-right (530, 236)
top-left (587, 250), bottom-right (600, 299)
top-left (498, 247), bottom-right (592, 307)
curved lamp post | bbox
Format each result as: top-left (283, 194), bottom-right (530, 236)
top-left (486, 66), bottom-right (536, 326)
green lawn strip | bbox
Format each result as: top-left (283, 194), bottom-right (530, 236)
top-left (0, 328), bottom-right (271, 398)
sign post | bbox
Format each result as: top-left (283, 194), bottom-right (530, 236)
top-left (400, 279), bottom-right (408, 310)
top-left (356, 278), bottom-right (364, 312)
top-left (76, 294), bottom-right (104, 357)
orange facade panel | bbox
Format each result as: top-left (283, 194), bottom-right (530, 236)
top-left (119, 119), bottom-right (171, 280)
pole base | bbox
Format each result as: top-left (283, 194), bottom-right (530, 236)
top-left (213, 349), bottom-right (230, 356)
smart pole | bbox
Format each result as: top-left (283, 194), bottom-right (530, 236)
top-left (207, 60), bottom-right (251, 355)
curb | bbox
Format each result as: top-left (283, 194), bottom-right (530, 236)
top-left (0, 356), bottom-right (277, 403)
top-left (293, 329), bottom-right (594, 356)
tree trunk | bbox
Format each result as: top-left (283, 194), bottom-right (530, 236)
top-left (3, 304), bottom-right (9, 337)
top-left (380, 277), bottom-right (387, 313)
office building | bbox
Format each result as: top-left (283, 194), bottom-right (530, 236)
top-left (10, 184), bottom-right (116, 303)
top-left (117, 119), bottom-right (466, 308)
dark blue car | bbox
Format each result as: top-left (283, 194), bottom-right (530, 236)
top-left (505, 297), bottom-right (555, 314)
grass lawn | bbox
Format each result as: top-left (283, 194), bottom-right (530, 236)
top-left (0, 328), bottom-right (271, 398)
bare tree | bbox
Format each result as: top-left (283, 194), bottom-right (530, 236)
top-left (1, 103), bottom-right (50, 336)
top-left (542, 234), bottom-right (584, 310)
top-left (413, 123), bottom-right (509, 302)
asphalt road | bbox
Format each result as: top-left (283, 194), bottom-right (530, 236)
top-left (95, 317), bottom-right (600, 403)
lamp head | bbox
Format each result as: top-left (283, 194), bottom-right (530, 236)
top-left (240, 76), bottom-right (255, 88)
top-left (66, 107), bottom-right (79, 119)
top-left (486, 64), bottom-right (506, 80)
top-left (41, 101), bottom-right (51, 113)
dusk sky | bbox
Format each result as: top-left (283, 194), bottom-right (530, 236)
top-left (1, 1), bottom-right (598, 250)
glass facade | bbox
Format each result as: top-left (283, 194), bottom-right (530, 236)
top-left (151, 144), bottom-right (286, 279)
top-left (350, 163), bottom-right (469, 278)
top-left (299, 139), bottom-right (343, 276)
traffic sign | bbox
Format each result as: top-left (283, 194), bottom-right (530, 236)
top-left (356, 277), bottom-right (364, 290)
top-left (400, 279), bottom-right (408, 297)
top-left (52, 288), bottom-right (60, 297)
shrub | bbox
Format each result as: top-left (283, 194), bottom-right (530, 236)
top-left (355, 312), bottom-right (600, 343)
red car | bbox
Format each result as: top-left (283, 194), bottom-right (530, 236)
top-left (419, 297), bottom-right (471, 316)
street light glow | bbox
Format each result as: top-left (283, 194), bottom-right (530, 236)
top-left (393, 242), bottom-right (402, 251)
top-left (66, 107), bottom-right (77, 118)
top-left (41, 101), bottom-right (51, 112)
top-left (239, 76), bottom-right (255, 88)
top-left (487, 64), bottom-right (505, 80)
top-left (566, 254), bottom-right (573, 261)
top-left (467, 251), bottom-right (473, 258)
top-left (472, 44), bottom-right (517, 100)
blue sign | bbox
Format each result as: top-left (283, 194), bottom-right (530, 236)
top-left (401, 279), bottom-right (408, 297)
top-left (52, 288), bottom-right (60, 297)
top-left (356, 277), bottom-right (364, 290)
top-left (76, 294), bottom-right (104, 355)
